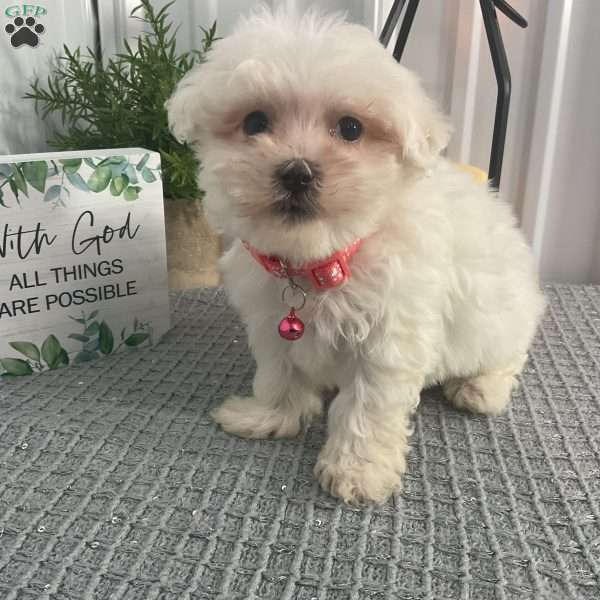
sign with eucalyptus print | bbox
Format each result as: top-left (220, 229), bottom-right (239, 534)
top-left (0, 148), bottom-right (170, 376)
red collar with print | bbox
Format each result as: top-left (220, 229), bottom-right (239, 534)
top-left (243, 239), bottom-right (362, 289)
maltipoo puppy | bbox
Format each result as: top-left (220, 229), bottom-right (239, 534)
top-left (167, 8), bottom-right (545, 503)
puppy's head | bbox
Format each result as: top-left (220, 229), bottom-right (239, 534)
top-left (167, 8), bottom-right (450, 259)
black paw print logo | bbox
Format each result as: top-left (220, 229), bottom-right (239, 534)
top-left (5, 16), bottom-right (45, 48)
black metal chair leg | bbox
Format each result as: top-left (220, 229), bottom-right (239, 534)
top-left (379, 0), bottom-right (407, 46)
top-left (393, 0), bottom-right (420, 62)
top-left (479, 0), bottom-right (511, 190)
top-left (380, 0), bottom-right (527, 191)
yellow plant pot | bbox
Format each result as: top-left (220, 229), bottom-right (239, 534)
top-left (164, 199), bottom-right (221, 288)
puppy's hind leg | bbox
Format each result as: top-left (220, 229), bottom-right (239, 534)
top-left (443, 359), bottom-right (526, 416)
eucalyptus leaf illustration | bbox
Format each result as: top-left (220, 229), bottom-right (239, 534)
top-left (9, 341), bottom-right (41, 362)
top-left (0, 188), bottom-right (5, 207)
top-left (84, 339), bottom-right (100, 353)
top-left (5, 335), bottom-right (68, 374)
top-left (84, 158), bottom-right (96, 169)
top-left (0, 358), bottom-right (33, 376)
top-left (87, 165), bottom-right (113, 192)
top-left (99, 321), bottom-right (114, 355)
top-left (110, 174), bottom-right (129, 196)
top-left (41, 334), bottom-right (62, 369)
top-left (74, 351), bottom-right (99, 364)
top-left (124, 332), bottom-right (149, 347)
top-left (110, 162), bottom-right (128, 178)
top-left (66, 170), bottom-right (89, 192)
top-left (60, 158), bottom-right (83, 173)
top-left (2, 310), bottom-right (154, 376)
top-left (68, 333), bottom-right (89, 343)
top-left (0, 164), bottom-right (11, 178)
top-left (123, 185), bottom-right (141, 201)
top-left (107, 156), bottom-right (127, 165)
top-left (57, 349), bottom-right (70, 367)
top-left (125, 164), bottom-right (138, 185)
top-left (22, 161), bottom-right (48, 193)
top-left (84, 321), bottom-right (100, 336)
top-left (2, 321), bottom-right (111, 375)
top-left (8, 179), bottom-right (18, 200)
top-left (44, 185), bottom-right (63, 203)
top-left (136, 153), bottom-right (150, 171)
top-left (10, 165), bottom-right (28, 196)
top-left (141, 167), bottom-right (156, 183)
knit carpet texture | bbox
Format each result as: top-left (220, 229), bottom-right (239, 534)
top-left (1, 284), bottom-right (599, 600)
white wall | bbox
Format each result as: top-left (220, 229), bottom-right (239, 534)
top-left (99, 0), bottom-right (379, 53)
top-left (521, 1), bottom-right (600, 283)
top-left (0, 1), bottom-right (96, 155)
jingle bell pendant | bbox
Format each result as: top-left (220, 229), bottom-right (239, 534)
top-left (278, 308), bottom-right (305, 341)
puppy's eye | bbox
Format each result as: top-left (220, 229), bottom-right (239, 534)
top-left (243, 111), bottom-right (269, 136)
top-left (335, 116), bottom-right (362, 142)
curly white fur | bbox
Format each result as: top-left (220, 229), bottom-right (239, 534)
top-left (167, 7), bottom-right (545, 504)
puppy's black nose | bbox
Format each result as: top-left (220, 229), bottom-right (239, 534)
top-left (276, 158), bottom-right (316, 193)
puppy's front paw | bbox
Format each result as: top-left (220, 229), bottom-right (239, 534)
top-left (314, 448), bottom-right (405, 504)
top-left (212, 395), bottom-right (311, 439)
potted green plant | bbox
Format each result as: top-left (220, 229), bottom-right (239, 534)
top-left (25, 0), bottom-right (220, 287)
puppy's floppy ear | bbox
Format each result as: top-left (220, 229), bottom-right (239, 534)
top-left (166, 65), bottom-right (208, 145)
top-left (388, 67), bottom-right (452, 168)
top-left (399, 98), bottom-right (452, 168)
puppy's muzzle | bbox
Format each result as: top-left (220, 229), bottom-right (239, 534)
top-left (273, 158), bottom-right (321, 222)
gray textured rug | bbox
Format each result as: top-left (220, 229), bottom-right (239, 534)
top-left (1, 285), bottom-right (599, 600)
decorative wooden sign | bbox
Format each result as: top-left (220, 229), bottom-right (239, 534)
top-left (0, 148), bottom-right (170, 375)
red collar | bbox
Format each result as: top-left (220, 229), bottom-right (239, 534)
top-left (243, 239), bottom-right (362, 289)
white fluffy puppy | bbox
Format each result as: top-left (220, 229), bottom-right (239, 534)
top-left (167, 8), bottom-right (545, 503)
